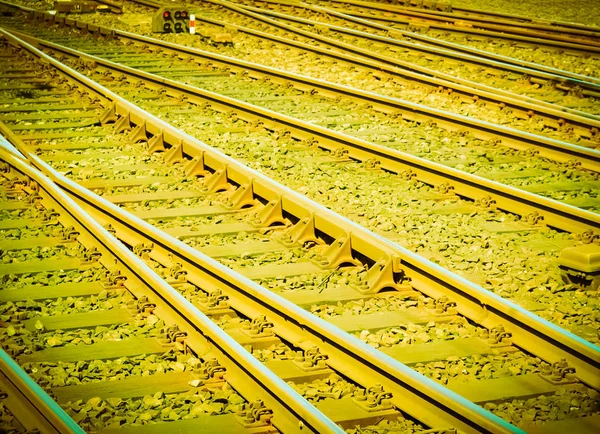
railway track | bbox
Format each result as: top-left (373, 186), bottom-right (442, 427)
top-left (0, 344), bottom-right (83, 433)
top-left (0, 152), bottom-right (343, 433)
top-left (0, 25), bottom-right (599, 432)
top-left (185, 0), bottom-right (600, 105)
top-left (195, 0), bottom-right (600, 92)
top-left (1, 145), bottom-right (356, 433)
top-left (10, 0), bottom-right (600, 113)
top-left (7, 2), bottom-right (600, 137)
top-left (1, 139), bottom-right (510, 434)
top-left (345, 0), bottom-right (600, 80)
top-left (2, 5), bottom-right (600, 218)
top-left (304, 0), bottom-right (600, 51)
top-left (230, 0), bottom-right (600, 87)
top-left (1, 1), bottom-right (596, 324)
top-left (383, 0), bottom-right (600, 34)
top-left (0, 36), bottom-right (518, 434)
top-left (291, 0), bottom-right (600, 81)
top-left (0, 14), bottom-right (598, 334)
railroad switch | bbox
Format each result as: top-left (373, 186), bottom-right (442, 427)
top-left (352, 384), bottom-right (393, 412)
top-left (235, 399), bottom-right (273, 428)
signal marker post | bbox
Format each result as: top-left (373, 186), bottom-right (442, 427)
top-left (190, 14), bottom-right (196, 35)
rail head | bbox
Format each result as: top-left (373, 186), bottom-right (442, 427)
top-left (0, 348), bottom-right (84, 434)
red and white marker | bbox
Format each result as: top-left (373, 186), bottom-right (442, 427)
top-left (189, 14), bottom-right (196, 35)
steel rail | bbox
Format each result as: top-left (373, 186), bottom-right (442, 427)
top-left (5, 6), bottom-right (600, 170)
top-left (16, 15), bottom-right (600, 168)
top-left (2, 27), bottom-right (598, 398)
top-left (0, 38), bottom-right (521, 434)
top-left (234, 0), bottom-right (600, 88)
top-left (14, 144), bottom-right (522, 434)
top-left (0, 348), bottom-right (84, 434)
top-left (10, 3), bottom-right (600, 170)
top-left (9, 26), bottom-right (599, 235)
top-left (447, 4), bottom-right (600, 33)
top-left (205, 0), bottom-right (600, 97)
top-left (32, 0), bottom-right (598, 123)
top-left (401, 7), bottom-right (600, 39)
top-left (244, 0), bottom-right (600, 88)
top-left (327, 9), bottom-right (600, 52)
top-left (305, 0), bottom-right (600, 49)
top-left (0, 144), bottom-right (343, 434)
top-left (305, 0), bottom-right (600, 36)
